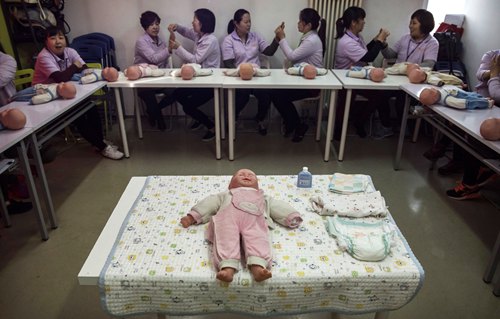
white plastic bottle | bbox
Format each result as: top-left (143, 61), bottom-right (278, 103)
top-left (297, 167), bottom-right (312, 188)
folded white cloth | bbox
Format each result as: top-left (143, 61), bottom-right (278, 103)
top-left (326, 216), bottom-right (396, 262)
top-left (310, 191), bottom-right (388, 217)
top-left (328, 173), bottom-right (371, 194)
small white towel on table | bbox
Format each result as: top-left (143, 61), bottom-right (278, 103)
top-left (310, 191), bottom-right (388, 217)
top-left (328, 173), bottom-right (371, 194)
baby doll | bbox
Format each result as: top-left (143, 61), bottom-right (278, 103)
top-left (480, 118), bottom-right (500, 141)
top-left (223, 63), bottom-right (271, 80)
top-left (419, 87), bottom-right (494, 110)
top-left (0, 108), bottom-right (27, 130)
top-left (408, 69), bottom-right (464, 87)
top-left (180, 169), bottom-right (302, 283)
top-left (170, 63), bottom-right (213, 80)
top-left (124, 63), bottom-right (166, 80)
top-left (72, 67), bottom-right (119, 84)
top-left (9, 82), bottom-right (77, 105)
top-left (287, 62), bottom-right (328, 79)
top-left (384, 62), bottom-right (430, 75)
top-left (346, 66), bottom-right (385, 82)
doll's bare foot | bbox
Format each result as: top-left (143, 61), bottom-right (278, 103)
top-left (250, 265), bottom-right (272, 282)
top-left (216, 267), bottom-right (235, 282)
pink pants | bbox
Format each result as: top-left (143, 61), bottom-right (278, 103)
top-left (208, 189), bottom-right (271, 270)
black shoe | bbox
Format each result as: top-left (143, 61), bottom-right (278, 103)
top-left (146, 105), bottom-right (157, 127)
top-left (354, 121), bottom-right (367, 138)
top-left (283, 122), bottom-right (294, 138)
top-left (438, 160), bottom-right (464, 176)
top-left (190, 121), bottom-right (202, 131)
top-left (423, 143), bottom-right (446, 161)
top-left (292, 124), bottom-right (309, 143)
top-left (257, 121), bottom-right (267, 136)
top-left (202, 131), bottom-right (215, 142)
top-left (7, 200), bottom-right (32, 215)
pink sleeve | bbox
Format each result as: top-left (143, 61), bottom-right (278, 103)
top-left (188, 210), bottom-right (203, 224)
top-left (285, 212), bottom-right (303, 228)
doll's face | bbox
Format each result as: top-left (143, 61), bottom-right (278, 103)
top-left (102, 67), bottom-right (119, 82)
top-left (408, 69), bottom-right (426, 83)
top-left (46, 31), bottom-right (66, 56)
top-left (181, 65), bottom-right (195, 80)
top-left (1, 109), bottom-right (26, 130)
top-left (303, 65), bottom-right (317, 79)
top-left (239, 63), bottom-right (254, 80)
top-left (125, 65), bottom-right (142, 80)
top-left (57, 82), bottom-right (77, 99)
top-left (419, 88), bottom-right (440, 105)
top-left (370, 68), bottom-right (385, 82)
top-left (229, 169), bottom-right (258, 190)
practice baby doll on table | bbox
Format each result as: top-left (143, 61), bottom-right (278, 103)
top-left (0, 108), bottom-right (26, 130)
top-left (480, 118), bottom-right (500, 141)
top-left (408, 68), bottom-right (464, 87)
top-left (180, 169), bottom-right (302, 283)
top-left (223, 62), bottom-right (271, 80)
top-left (9, 82), bottom-right (77, 105)
top-left (345, 66), bottom-right (385, 82)
top-left (286, 62), bottom-right (328, 79)
top-left (71, 67), bottom-right (119, 84)
top-left (170, 63), bottom-right (213, 80)
top-left (419, 87), bottom-right (494, 110)
top-left (124, 63), bottom-right (166, 80)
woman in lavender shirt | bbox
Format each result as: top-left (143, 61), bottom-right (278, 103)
top-left (271, 8), bottom-right (326, 142)
top-left (134, 11), bottom-right (173, 131)
top-left (221, 9), bottom-right (279, 136)
top-left (168, 8), bottom-right (221, 142)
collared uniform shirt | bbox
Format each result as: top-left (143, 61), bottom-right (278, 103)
top-left (389, 34), bottom-right (439, 64)
top-left (221, 31), bottom-right (268, 67)
top-left (334, 30), bottom-right (367, 69)
top-left (32, 47), bottom-right (85, 85)
top-left (279, 31), bottom-right (323, 68)
top-left (173, 25), bottom-right (220, 68)
top-left (0, 52), bottom-right (17, 106)
top-left (134, 32), bottom-right (170, 68)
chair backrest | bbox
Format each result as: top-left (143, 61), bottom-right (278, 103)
top-left (71, 38), bottom-right (110, 67)
top-left (86, 62), bottom-right (102, 69)
top-left (14, 68), bottom-right (34, 90)
top-left (71, 43), bottom-right (105, 67)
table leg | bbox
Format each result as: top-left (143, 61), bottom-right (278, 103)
top-left (114, 88), bottom-right (130, 158)
top-left (324, 90), bottom-right (338, 162)
top-left (315, 90), bottom-right (325, 141)
top-left (394, 94), bottom-right (410, 170)
top-left (214, 88), bottom-right (221, 160)
top-left (16, 140), bottom-right (49, 240)
top-left (228, 88), bottom-right (235, 161)
top-left (483, 230), bottom-right (500, 285)
top-left (220, 88), bottom-right (226, 140)
top-left (338, 89), bottom-right (352, 161)
top-left (29, 134), bottom-right (57, 229)
top-left (0, 186), bottom-right (11, 227)
top-left (134, 89), bottom-right (143, 139)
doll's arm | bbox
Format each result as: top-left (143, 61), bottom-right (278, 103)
top-left (346, 66), bottom-right (370, 79)
top-left (223, 69), bottom-right (239, 77)
top-left (268, 197), bottom-right (302, 228)
top-left (254, 68), bottom-right (271, 77)
top-left (184, 193), bottom-right (225, 225)
top-left (80, 69), bottom-right (102, 84)
top-left (31, 92), bottom-right (56, 105)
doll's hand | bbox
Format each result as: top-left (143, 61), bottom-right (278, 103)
top-left (180, 215), bottom-right (195, 228)
top-left (168, 24), bottom-right (177, 33)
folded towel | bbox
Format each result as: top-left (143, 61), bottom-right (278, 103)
top-left (328, 173), bottom-right (371, 194)
top-left (310, 191), bottom-right (388, 217)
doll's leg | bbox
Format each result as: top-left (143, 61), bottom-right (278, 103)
top-left (241, 215), bottom-right (272, 281)
top-left (211, 212), bottom-right (241, 282)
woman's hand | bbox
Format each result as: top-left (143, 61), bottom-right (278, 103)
top-left (168, 24), bottom-right (177, 33)
top-left (375, 28), bottom-right (390, 43)
top-left (274, 22), bottom-right (285, 40)
top-left (490, 54), bottom-right (500, 78)
top-left (169, 39), bottom-right (180, 50)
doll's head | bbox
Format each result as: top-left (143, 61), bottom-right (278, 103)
top-left (303, 64), bottom-right (317, 79)
top-left (0, 108), bottom-right (27, 130)
top-left (419, 87), bottom-right (440, 105)
top-left (181, 64), bottom-right (195, 80)
top-left (479, 118), bottom-right (500, 141)
top-left (228, 169), bottom-right (259, 190)
top-left (408, 68), bottom-right (427, 83)
top-left (369, 68), bottom-right (385, 82)
top-left (406, 63), bottom-right (420, 76)
top-left (125, 65), bottom-right (142, 80)
top-left (56, 82), bottom-right (77, 99)
top-left (102, 67), bottom-right (119, 82)
top-left (239, 63), bottom-right (254, 80)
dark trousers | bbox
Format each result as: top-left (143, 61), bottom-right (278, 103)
top-left (174, 88), bottom-right (214, 129)
top-left (235, 89), bottom-right (271, 122)
top-left (271, 89), bottom-right (319, 131)
top-left (74, 106), bottom-right (106, 150)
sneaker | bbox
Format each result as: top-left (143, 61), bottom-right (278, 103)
top-left (438, 160), bottom-right (463, 176)
top-left (202, 131), bottom-right (215, 142)
top-left (423, 143), bottom-right (447, 161)
top-left (101, 145), bottom-right (124, 160)
top-left (446, 182), bottom-right (481, 200)
top-left (476, 168), bottom-right (497, 187)
top-left (103, 139), bottom-right (118, 150)
top-left (372, 124), bottom-right (394, 139)
top-left (257, 121), bottom-right (267, 136)
top-left (292, 123), bottom-right (309, 143)
top-left (190, 121), bottom-right (202, 131)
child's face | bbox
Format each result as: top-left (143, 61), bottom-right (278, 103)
top-left (229, 169), bottom-right (258, 189)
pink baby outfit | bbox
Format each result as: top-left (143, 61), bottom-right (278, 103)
top-left (207, 188), bottom-right (271, 270)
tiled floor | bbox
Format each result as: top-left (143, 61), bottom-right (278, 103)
top-left (0, 117), bottom-right (499, 319)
